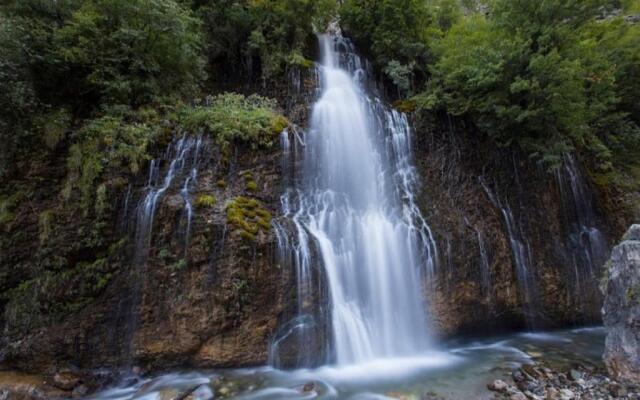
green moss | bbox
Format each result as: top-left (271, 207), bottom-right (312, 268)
top-left (256, 218), bottom-right (271, 230)
top-left (626, 285), bottom-right (640, 302)
top-left (216, 179), bottom-right (227, 188)
top-left (270, 115), bottom-right (289, 134)
top-left (38, 209), bottom-right (55, 244)
top-left (225, 196), bottom-right (272, 241)
top-left (4, 256), bottom-right (117, 334)
top-left (393, 99), bottom-right (417, 113)
top-left (0, 191), bottom-right (26, 229)
top-left (239, 230), bottom-right (256, 241)
top-left (288, 51), bottom-right (315, 69)
top-left (194, 194), bottom-right (216, 208)
top-left (170, 258), bottom-right (187, 273)
top-left (246, 180), bottom-right (258, 192)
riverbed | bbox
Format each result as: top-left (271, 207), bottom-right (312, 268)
top-left (87, 327), bottom-right (605, 400)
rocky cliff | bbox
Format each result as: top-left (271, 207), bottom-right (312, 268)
top-left (602, 224), bottom-right (640, 383)
top-left (0, 70), bottom-right (632, 383)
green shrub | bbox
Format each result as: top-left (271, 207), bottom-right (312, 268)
top-left (63, 107), bottom-right (160, 214)
top-left (176, 93), bottom-right (286, 149)
top-left (194, 194), bottom-right (216, 208)
top-left (54, 0), bottom-right (205, 106)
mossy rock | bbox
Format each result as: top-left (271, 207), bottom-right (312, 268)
top-left (225, 196), bottom-right (272, 241)
top-left (393, 99), bottom-right (417, 113)
top-left (246, 181), bottom-right (258, 192)
top-left (194, 194), bottom-right (216, 208)
top-left (270, 115), bottom-right (289, 135)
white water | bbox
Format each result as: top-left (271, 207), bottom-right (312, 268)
top-left (88, 327), bottom-right (606, 400)
top-left (274, 35), bottom-right (435, 366)
top-left (480, 179), bottom-right (539, 328)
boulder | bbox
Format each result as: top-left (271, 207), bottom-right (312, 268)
top-left (487, 379), bottom-right (508, 392)
top-left (601, 224), bottom-right (640, 382)
top-left (52, 370), bottom-right (81, 391)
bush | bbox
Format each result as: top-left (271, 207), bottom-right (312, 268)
top-left (64, 107), bottom-right (162, 214)
top-left (198, 0), bottom-right (336, 81)
top-left (422, 0), bottom-right (640, 170)
top-left (54, 0), bottom-right (205, 106)
top-left (176, 93), bottom-right (287, 149)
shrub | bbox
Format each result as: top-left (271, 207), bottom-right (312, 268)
top-left (64, 107), bottom-right (161, 214)
top-left (54, 0), bottom-right (205, 106)
top-left (176, 93), bottom-right (287, 149)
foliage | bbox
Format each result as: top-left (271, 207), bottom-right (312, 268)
top-left (340, 0), bottom-right (460, 92)
top-left (196, 0), bottom-right (336, 81)
top-left (4, 255), bottom-right (117, 334)
top-left (194, 194), bottom-right (217, 208)
top-left (0, 11), bottom-right (42, 178)
top-left (64, 107), bottom-right (162, 214)
top-left (176, 93), bottom-right (287, 149)
top-left (54, 0), bottom-right (205, 106)
top-left (421, 0), bottom-right (640, 170)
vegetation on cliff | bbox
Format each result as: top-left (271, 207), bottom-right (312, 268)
top-left (0, 0), bottom-right (301, 336)
top-left (340, 0), bottom-right (640, 216)
top-left (1, 0), bottom-right (640, 373)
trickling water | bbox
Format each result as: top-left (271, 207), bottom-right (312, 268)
top-left (272, 34), bottom-right (436, 367)
top-left (555, 154), bottom-right (608, 319)
top-left (475, 229), bottom-right (492, 304)
top-left (481, 179), bottom-right (539, 328)
top-left (134, 135), bottom-right (204, 262)
top-left (124, 135), bottom-right (204, 363)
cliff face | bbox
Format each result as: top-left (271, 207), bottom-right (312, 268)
top-left (413, 113), bottom-right (616, 335)
top-left (0, 136), bottom-right (293, 373)
top-left (0, 76), bottom-right (629, 378)
top-left (602, 224), bottom-right (640, 383)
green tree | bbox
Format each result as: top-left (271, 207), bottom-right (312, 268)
top-left (54, 0), bottom-right (205, 107)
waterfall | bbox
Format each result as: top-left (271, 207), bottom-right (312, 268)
top-left (555, 154), bottom-right (608, 319)
top-left (272, 34), bottom-right (436, 367)
top-left (134, 135), bottom-right (203, 263)
top-left (481, 179), bottom-right (539, 328)
top-left (123, 135), bottom-right (204, 363)
top-left (475, 229), bottom-right (492, 304)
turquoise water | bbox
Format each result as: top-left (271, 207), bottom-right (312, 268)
top-left (87, 327), bottom-right (605, 400)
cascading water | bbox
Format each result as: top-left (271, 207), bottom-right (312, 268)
top-left (272, 34), bottom-right (437, 367)
top-left (134, 135), bottom-right (204, 262)
top-left (480, 179), bottom-right (539, 328)
top-left (555, 154), bottom-right (608, 320)
top-left (124, 135), bottom-right (204, 362)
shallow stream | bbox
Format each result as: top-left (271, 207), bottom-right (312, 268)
top-left (87, 327), bottom-right (605, 400)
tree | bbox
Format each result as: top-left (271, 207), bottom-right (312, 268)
top-left (54, 0), bottom-right (205, 107)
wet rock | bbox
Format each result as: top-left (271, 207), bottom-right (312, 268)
top-left (602, 224), bottom-right (640, 382)
top-left (488, 379), bottom-right (509, 392)
top-left (301, 382), bottom-right (316, 392)
top-left (71, 385), bottom-right (89, 398)
top-left (52, 370), bottom-right (81, 390)
top-left (183, 385), bottom-right (214, 400)
top-left (489, 359), bottom-right (639, 400)
top-left (568, 369), bottom-right (582, 381)
top-left (158, 388), bottom-right (181, 400)
top-left (557, 388), bottom-right (574, 399)
top-left (0, 372), bottom-right (66, 400)
top-left (512, 370), bottom-right (526, 383)
top-left (546, 387), bottom-right (559, 399)
top-left (509, 391), bottom-right (527, 400)
top-left (522, 364), bottom-right (543, 379)
top-left (608, 383), bottom-right (628, 397)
